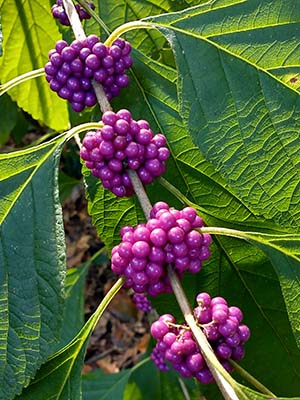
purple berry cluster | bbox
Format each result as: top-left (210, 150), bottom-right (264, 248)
top-left (45, 35), bottom-right (132, 111)
top-left (150, 294), bottom-right (250, 384)
top-left (80, 110), bottom-right (170, 196)
top-left (51, 0), bottom-right (95, 26)
top-left (111, 202), bottom-right (211, 296)
top-left (132, 293), bottom-right (152, 312)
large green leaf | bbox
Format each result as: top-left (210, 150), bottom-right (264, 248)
top-left (83, 45), bottom-right (300, 397)
top-left (0, 136), bottom-right (67, 399)
top-left (147, 0), bottom-right (300, 229)
top-left (0, 0), bottom-right (69, 131)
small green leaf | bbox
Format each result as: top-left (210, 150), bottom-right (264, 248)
top-left (237, 384), bottom-right (300, 400)
top-left (54, 263), bottom-right (88, 351)
top-left (82, 357), bottom-right (200, 400)
top-left (17, 278), bottom-right (124, 400)
top-left (83, 167), bottom-right (144, 251)
top-left (82, 369), bottom-right (132, 400)
top-left (0, 0), bottom-right (69, 131)
top-left (0, 94), bottom-right (18, 144)
top-left (123, 358), bottom-right (200, 400)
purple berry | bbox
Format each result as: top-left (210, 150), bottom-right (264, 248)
top-left (151, 320), bottom-right (169, 340)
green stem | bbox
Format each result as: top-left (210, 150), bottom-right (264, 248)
top-left (158, 176), bottom-right (194, 206)
top-left (65, 122), bottom-right (103, 141)
top-left (230, 360), bottom-right (276, 398)
top-left (199, 226), bottom-right (251, 241)
top-left (104, 21), bottom-right (155, 46)
top-left (0, 68), bottom-right (45, 96)
top-left (89, 277), bottom-right (125, 331)
top-left (158, 176), bottom-right (208, 214)
top-left (76, 0), bottom-right (111, 36)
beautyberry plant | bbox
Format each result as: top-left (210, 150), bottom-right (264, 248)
top-left (0, 0), bottom-right (299, 399)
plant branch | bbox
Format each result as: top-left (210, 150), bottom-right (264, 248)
top-left (127, 170), bottom-right (152, 219)
top-left (65, 122), bottom-right (103, 142)
top-left (62, 0), bottom-right (111, 113)
top-left (104, 21), bottom-right (155, 46)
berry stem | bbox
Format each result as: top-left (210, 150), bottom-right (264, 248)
top-left (0, 68), bottom-right (45, 96)
top-left (230, 360), bottom-right (276, 397)
top-left (127, 170), bottom-right (152, 219)
top-left (104, 21), bottom-right (154, 47)
top-left (167, 265), bottom-right (242, 400)
top-left (65, 121), bottom-right (104, 142)
top-left (158, 176), bottom-right (208, 214)
top-left (62, 0), bottom-right (112, 113)
top-left (89, 276), bottom-right (125, 331)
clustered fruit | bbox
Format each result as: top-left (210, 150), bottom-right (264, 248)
top-left (80, 110), bottom-right (170, 196)
top-left (150, 293), bottom-right (250, 384)
top-left (132, 293), bottom-right (152, 312)
top-left (48, 1), bottom-right (251, 385)
top-left (45, 35), bottom-right (132, 111)
top-left (52, 0), bottom-right (95, 26)
top-left (111, 202), bottom-right (211, 297)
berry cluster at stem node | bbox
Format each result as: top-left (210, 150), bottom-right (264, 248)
top-left (110, 202), bottom-right (211, 295)
top-left (45, 35), bottom-right (132, 111)
top-left (151, 294), bottom-right (250, 384)
top-left (80, 110), bottom-right (170, 196)
top-left (51, 0), bottom-right (95, 26)
top-left (132, 293), bottom-right (152, 312)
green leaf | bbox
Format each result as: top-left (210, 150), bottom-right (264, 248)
top-left (59, 171), bottom-right (81, 203)
top-left (0, 0), bottom-right (69, 131)
top-left (0, 94), bottom-right (18, 144)
top-left (17, 278), bottom-right (124, 400)
top-left (55, 248), bottom-right (108, 351)
top-left (147, 0), bottom-right (300, 229)
top-left (82, 369), bottom-right (132, 400)
top-left (83, 168), bottom-right (145, 251)
top-left (254, 239), bottom-right (300, 347)
top-left (196, 227), bottom-right (300, 345)
top-left (90, 0), bottom-right (205, 60)
top-left (124, 358), bottom-right (200, 400)
top-left (237, 384), bottom-right (300, 400)
top-left (0, 136), bottom-right (67, 399)
top-left (54, 263), bottom-right (88, 351)
top-left (82, 357), bottom-right (200, 400)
